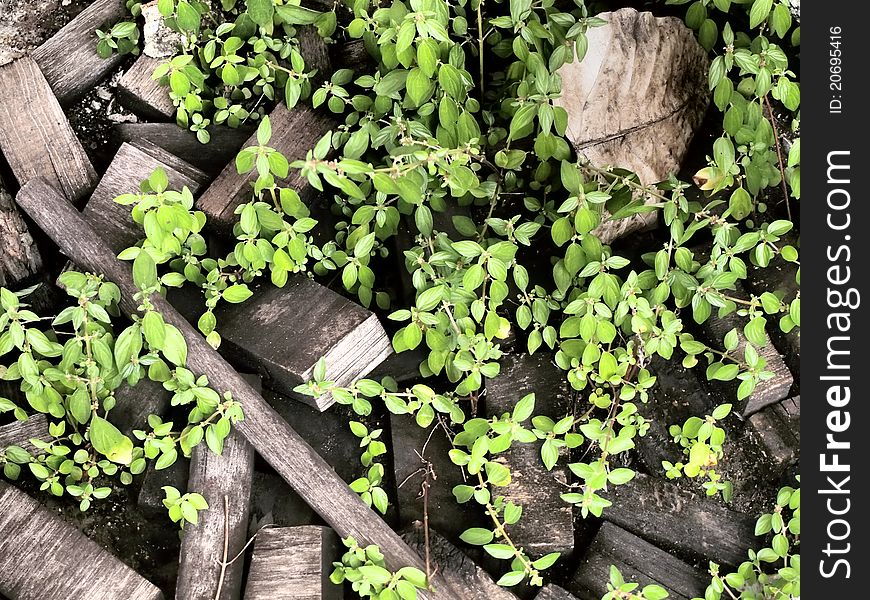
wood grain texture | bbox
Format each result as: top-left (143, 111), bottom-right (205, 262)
top-left (391, 415), bottom-right (486, 544)
top-left (243, 526), bottom-right (341, 600)
top-left (195, 103), bottom-right (335, 233)
top-left (485, 353), bottom-right (575, 557)
top-left (0, 414), bottom-right (50, 453)
top-left (31, 0), bottom-right (127, 104)
top-left (13, 179), bottom-right (455, 600)
top-left (536, 584), bottom-right (580, 600)
top-left (696, 280), bottom-right (793, 416)
top-left (401, 523), bottom-right (518, 600)
top-left (83, 140), bottom-right (209, 254)
top-left (214, 279), bottom-right (392, 410)
top-left (118, 54), bottom-right (176, 120)
top-left (0, 57), bottom-right (98, 203)
top-left (0, 481), bottom-right (163, 600)
top-left (331, 39), bottom-right (373, 73)
top-left (114, 122), bottom-right (255, 176)
top-left (176, 429), bottom-right (254, 600)
top-left (747, 395), bottom-right (799, 468)
top-left (554, 8), bottom-right (709, 243)
top-left (602, 473), bottom-right (755, 567)
top-left (0, 175), bottom-right (42, 288)
top-left (570, 522), bottom-right (708, 600)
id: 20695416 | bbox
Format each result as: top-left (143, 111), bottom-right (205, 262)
top-left (829, 26), bottom-right (843, 114)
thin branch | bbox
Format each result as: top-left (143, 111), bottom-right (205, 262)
top-left (213, 495), bottom-right (230, 600)
top-left (763, 95), bottom-right (792, 221)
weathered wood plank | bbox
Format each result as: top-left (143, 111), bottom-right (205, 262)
top-left (332, 39), bottom-right (373, 73)
top-left (695, 281), bottom-right (793, 416)
top-left (0, 57), bottom-right (98, 203)
top-left (117, 54), bottom-right (176, 120)
top-left (214, 280), bottom-right (392, 410)
top-left (0, 414), bottom-right (50, 453)
top-left (13, 179), bottom-right (456, 600)
top-left (602, 473), bottom-right (755, 566)
top-left (243, 526), bottom-right (342, 600)
top-left (83, 140), bottom-right (209, 254)
top-left (0, 481), bottom-right (164, 600)
top-left (401, 523), bottom-right (519, 600)
top-left (0, 175), bottom-right (42, 289)
top-left (743, 244), bottom-right (800, 381)
top-left (485, 353), bottom-right (575, 557)
top-left (138, 456), bottom-right (190, 517)
top-left (112, 376), bottom-right (173, 435)
top-left (570, 522), bottom-right (708, 600)
top-left (391, 414), bottom-right (485, 544)
top-left (536, 584), bottom-right (580, 600)
top-left (195, 103), bottom-right (335, 234)
top-left (176, 428), bottom-right (254, 600)
top-left (31, 0), bottom-right (127, 104)
top-left (114, 122), bottom-right (255, 176)
top-left (746, 395), bottom-right (800, 468)
top-left (633, 355), bottom-right (724, 476)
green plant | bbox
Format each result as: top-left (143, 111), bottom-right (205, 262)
top-left (348, 420), bottom-right (390, 515)
top-left (0, 271), bottom-right (241, 513)
top-left (104, 0), bottom-right (800, 588)
top-left (662, 403), bottom-right (733, 499)
top-left (668, 0), bottom-right (801, 218)
top-left (331, 536), bottom-right (429, 599)
top-left (603, 566), bottom-right (670, 600)
top-left (162, 485), bottom-right (209, 529)
top-left (695, 481), bottom-right (800, 600)
top-left (99, 0), bottom-right (337, 142)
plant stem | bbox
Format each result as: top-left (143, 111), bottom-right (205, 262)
top-left (476, 472), bottom-right (535, 575)
top-left (763, 95), bottom-right (792, 221)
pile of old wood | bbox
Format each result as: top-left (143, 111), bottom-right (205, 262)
top-left (0, 3), bottom-right (799, 600)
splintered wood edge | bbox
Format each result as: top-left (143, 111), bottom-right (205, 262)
top-left (305, 312), bottom-right (394, 411)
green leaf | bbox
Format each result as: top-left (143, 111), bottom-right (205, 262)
top-left (512, 393), bottom-right (535, 422)
top-left (133, 251), bottom-right (158, 290)
top-left (459, 527), bottom-right (494, 546)
top-left (246, 0), bottom-right (274, 28)
top-left (607, 468), bottom-right (635, 485)
top-left (162, 324), bottom-right (188, 366)
top-left (496, 571), bottom-right (526, 587)
top-left (89, 416), bottom-right (134, 465)
top-left (749, 0), bottom-right (773, 29)
top-left (223, 284), bottom-right (253, 303)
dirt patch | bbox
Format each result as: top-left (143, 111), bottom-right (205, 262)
top-left (0, 0), bottom-right (94, 66)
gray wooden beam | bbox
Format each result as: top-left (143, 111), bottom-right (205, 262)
top-left (244, 526), bottom-right (342, 600)
top-left (176, 429), bottom-right (254, 600)
top-left (13, 179), bottom-right (456, 600)
top-left (0, 414), bottom-right (50, 453)
top-left (569, 522), bottom-right (708, 600)
top-left (117, 55), bottom-right (176, 120)
top-left (0, 57), bottom-right (98, 203)
top-left (0, 481), bottom-right (163, 600)
top-left (484, 353), bottom-right (575, 558)
top-left (31, 0), bottom-right (128, 105)
top-left (602, 473), bottom-right (755, 567)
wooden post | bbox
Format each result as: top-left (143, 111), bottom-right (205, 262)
top-left (391, 413), bottom-right (488, 544)
top-left (117, 55), bottom-right (177, 120)
top-left (176, 429), bottom-right (254, 600)
top-left (569, 522), bottom-right (708, 600)
top-left (83, 140), bottom-right (209, 254)
top-left (602, 473), bottom-right (755, 567)
top-left (536, 585), bottom-right (579, 600)
top-left (195, 103), bottom-right (335, 234)
top-left (0, 175), bottom-right (42, 289)
top-left (31, 0), bottom-right (128, 105)
top-left (13, 179), bottom-right (455, 600)
top-left (114, 123), bottom-right (255, 176)
top-left (214, 280), bottom-right (392, 410)
top-left (0, 58), bottom-right (98, 203)
top-left (746, 396), bottom-right (799, 468)
top-left (401, 523), bottom-right (519, 600)
top-left (243, 526), bottom-right (342, 600)
top-left (0, 482), bottom-right (163, 600)
top-left (111, 376), bottom-right (173, 435)
top-left (0, 414), bottom-right (50, 452)
top-left (484, 353), bottom-right (575, 557)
